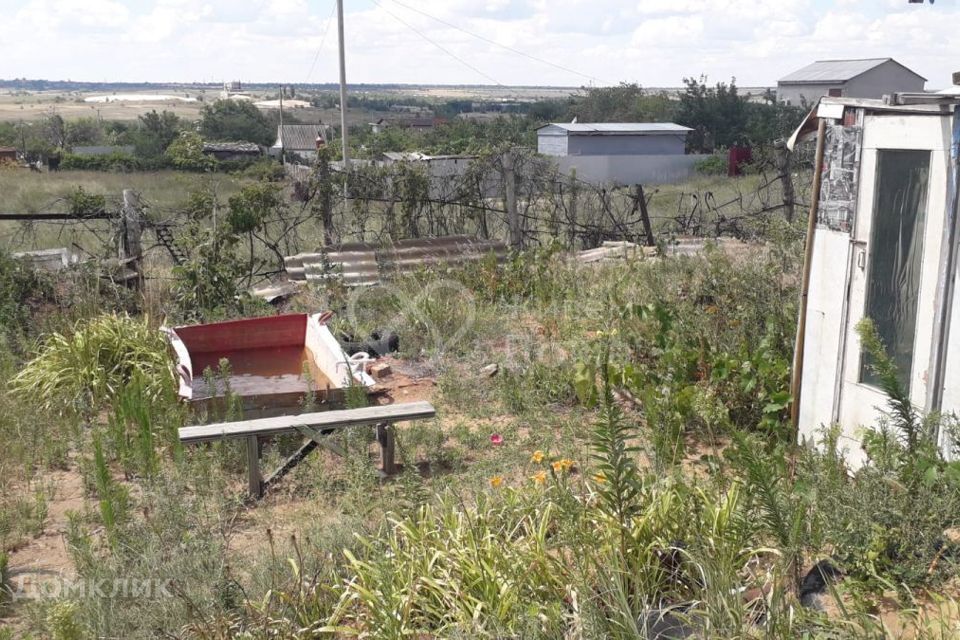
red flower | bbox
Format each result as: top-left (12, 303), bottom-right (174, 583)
top-left (490, 434), bottom-right (504, 446)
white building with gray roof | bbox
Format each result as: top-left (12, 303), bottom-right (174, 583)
top-left (536, 122), bottom-right (704, 186)
top-left (537, 122), bottom-right (692, 157)
top-left (777, 58), bottom-right (926, 107)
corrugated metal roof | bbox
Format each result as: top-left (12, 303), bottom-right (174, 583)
top-left (71, 145), bottom-right (135, 156)
top-left (537, 123), bottom-right (692, 135)
top-left (285, 236), bottom-right (507, 287)
top-left (779, 58), bottom-right (923, 84)
top-left (203, 141), bottom-right (261, 153)
top-left (273, 125), bottom-right (328, 151)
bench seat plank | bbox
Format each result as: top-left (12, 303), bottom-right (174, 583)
top-left (179, 400), bottom-right (435, 444)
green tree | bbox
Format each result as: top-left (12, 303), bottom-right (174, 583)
top-left (64, 118), bottom-right (103, 148)
top-left (199, 99), bottom-right (273, 146)
top-left (675, 76), bottom-right (748, 153)
top-left (165, 131), bottom-right (214, 171)
top-left (568, 83), bottom-right (676, 123)
top-left (133, 110), bottom-right (181, 158)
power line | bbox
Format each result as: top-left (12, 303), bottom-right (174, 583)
top-left (369, 0), bottom-right (502, 86)
top-left (305, 1), bottom-right (338, 84)
top-left (382, 0), bottom-right (596, 84)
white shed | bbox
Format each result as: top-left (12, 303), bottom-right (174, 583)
top-left (791, 93), bottom-right (960, 466)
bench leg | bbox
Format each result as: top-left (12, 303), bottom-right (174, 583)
top-left (377, 422), bottom-right (396, 475)
top-left (247, 435), bottom-right (262, 499)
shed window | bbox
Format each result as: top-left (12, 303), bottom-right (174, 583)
top-left (828, 88), bottom-right (843, 97)
top-left (860, 150), bottom-right (930, 389)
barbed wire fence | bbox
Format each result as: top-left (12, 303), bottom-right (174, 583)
top-left (0, 141), bottom-right (817, 287)
top-left (286, 142), bottom-right (816, 254)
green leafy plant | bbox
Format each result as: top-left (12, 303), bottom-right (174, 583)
top-left (12, 313), bottom-right (175, 416)
top-left (65, 186), bottom-right (106, 217)
top-left (0, 549), bottom-right (9, 607)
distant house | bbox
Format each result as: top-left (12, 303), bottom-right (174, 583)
top-left (406, 117), bottom-right (444, 132)
top-left (537, 123), bottom-right (692, 157)
top-left (71, 145), bottom-right (135, 156)
top-left (0, 147), bottom-right (17, 163)
top-left (270, 124), bottom-right (329, 161)
top-left (368, 117), bottom-right (445, 134)
top-left (777, 58), bottom-right (926, 106)
top-left (379, 151), bottom-right (482, 199)
top-left (201, 141), bottom-right (262, 161)
top-left (536, 122), bottom-right (701, 186)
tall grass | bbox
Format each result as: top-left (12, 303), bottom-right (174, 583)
top-left (12, 313), bottom-right (175, 416)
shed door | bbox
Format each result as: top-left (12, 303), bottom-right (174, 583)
top-left (838, 115), bottom-right (949, 441)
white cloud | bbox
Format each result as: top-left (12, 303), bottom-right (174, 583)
top-left (631, 15), bottom-right (704, 47)
top-left (0, 0), bottom-right (957, 89)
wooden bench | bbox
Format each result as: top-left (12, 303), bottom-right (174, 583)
top-left (179, 401), bottom-right (436, 499)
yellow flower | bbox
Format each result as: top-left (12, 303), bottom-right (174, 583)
top-left (551, 460), bottom-right (563, 473)
top-left (530, 450), bottom-right (545, 464)
top-left (489, 475), bottom-right (503, 488)
top-left (559, 458), bottom-right (575, 472)
top-left (593, 471), bottom-right (607, 484)
top-left (531, 470), bottom-right (546, 485)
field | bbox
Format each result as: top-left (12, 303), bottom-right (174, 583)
top-left (0, 83), bottom-right (580, 125)
top-left (0, 161), bottom-right (959, 639)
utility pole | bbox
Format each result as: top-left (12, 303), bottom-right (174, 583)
top-left (279, 85), bottom-right (285, 165)
top-left (336, 0), bottom-right (350, 176)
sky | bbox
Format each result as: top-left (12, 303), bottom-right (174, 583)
top-left (0, 0), bottom-right (956, 89)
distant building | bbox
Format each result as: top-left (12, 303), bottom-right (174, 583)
top-left (255, 99), bottom-right (312, 110)
top-left (367, 117), bottom-right (445, 135)
top-left (71, 145), bottom-right (135, 156)
top-left (201, 141), bottom-right (262, 161)
top-left (406, 117), bottom-right (444, 132)
top-left (271, 124), bottom-right (329, 161)
top-left (0, 147), bottom-right (17, 163)
top-left (536, 123), bottom-right (701, 186)
top-left (777, 58), bottom-right (926, 106)
top-left (379, 152), bottom-right (489, 199)
top-left (537, 123), bottom-right (692, 157)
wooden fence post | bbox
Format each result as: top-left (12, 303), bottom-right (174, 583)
top-left (121, 189), bottom-right (144, 291)
top-left (503, 150), bottom-right (520, 249)
top-left (636, 185), bottom-right (656, 247)
top-left (246, 435), bottom-right (262, 499)
top-left (776, 141), bottom-right (795, 223)
top-left (567, 171), bottom-right (579, 248)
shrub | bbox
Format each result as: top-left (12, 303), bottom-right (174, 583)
top-left (694, 153), bottom-right (727, 175)
top-left (65, 186), bottom-right (105, 216)
top-left (0, 247), bottom-right (53, 340)
top-left (12, 313), bottom-right (175, 416)
top-left (60, 152), bottom-right (146, 172)
top-left (165, 131), bottom-right (215, 172)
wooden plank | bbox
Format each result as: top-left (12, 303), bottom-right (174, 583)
top-left (295, 424), bottom-right (346, 457)
top-left (377, 422), bottom-right (396, 474)
top-left (246, 435), bottom-right (262, 499)
top-left (261, 438), bottom-right (319, 492)
top-left (179, 400), bottom-right (436, 444)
